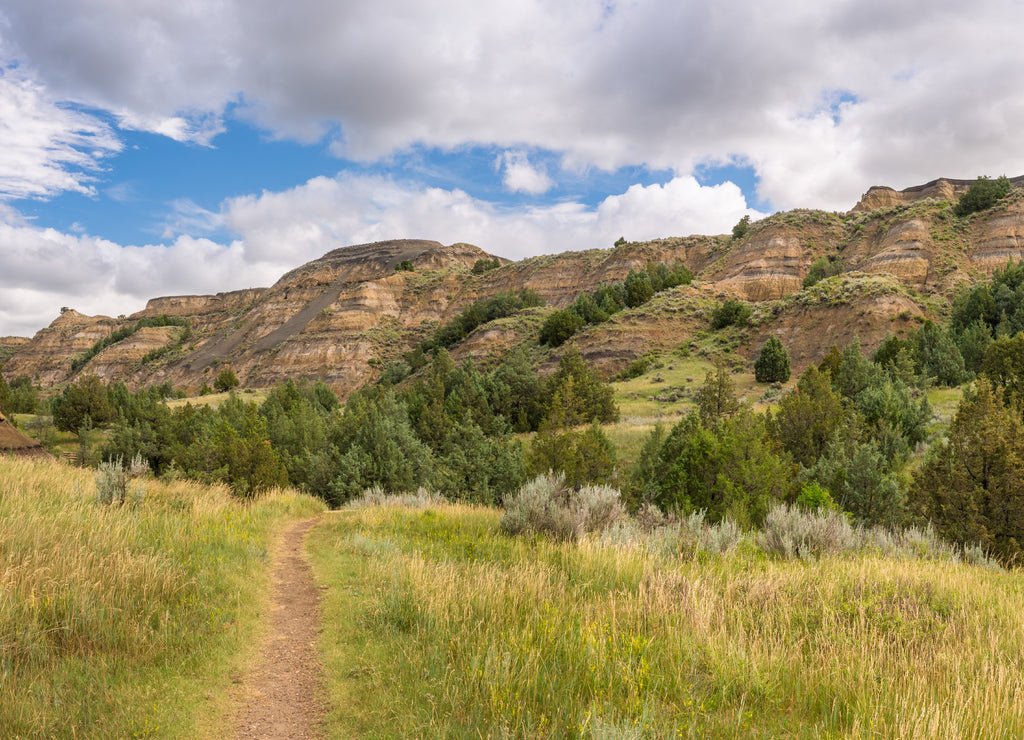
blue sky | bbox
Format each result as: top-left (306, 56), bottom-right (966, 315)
top-left (2, 0), bottom-right (1024, 337)
top-left (11, 120), bottom-right (689, 247)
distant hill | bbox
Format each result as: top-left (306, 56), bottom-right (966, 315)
top-left (5, 179), bottom-right (1024, 396)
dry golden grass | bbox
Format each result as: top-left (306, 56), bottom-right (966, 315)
top-left (0, 455), bottom-right (324, 737)
top-left (310, 503), bottom-right (1024, 739)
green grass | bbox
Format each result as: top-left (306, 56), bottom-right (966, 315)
top-left (0, 456), bottom-right (325, 738)
top-left (309, 503), bottom-right (1024, 739)
top-left (164, 387), bottom-right (269, 409)
top-left (612, 352), bottom-right (774, 421)
top-left (925, 384), bottom-right (965, 428)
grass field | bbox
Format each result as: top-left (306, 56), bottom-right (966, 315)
top-left (164, 387), bottom-right (270, 409)
top-left (0, 456), bottom-right (324, 738)
top-left (309, 502), bottom-right (1024, 739)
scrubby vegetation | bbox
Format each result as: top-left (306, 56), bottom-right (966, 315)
top-left (955, 174), bottom-right (1013, 217)
top-left (410, 289), bottom-right (543, 363)
top-left (802, 254), bottom-right (843, 288)
top-left (540, 262), bottom-right (693, 346)
top-left (709, 298), bottom-right (752, 329)
top-left (69, 314), bottom-right (191, 373)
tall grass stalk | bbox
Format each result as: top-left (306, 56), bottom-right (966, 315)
top-left (310, 502), bottom-right (1024, 738)
top-left (0, 456), bottom-right (324, 738)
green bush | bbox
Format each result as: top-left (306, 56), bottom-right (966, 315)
top-left (710, 299), bottom-right (752, 329)
top-left (471, 257), bottom-right (501, 274)
top-left (754, 335), bottom-right (791, 383)
top-left (214, 367), bottom-right (240, 392)
top-left (732, 214), bottom-right (751, 240)
top-left (802, 255), bottom-right (842, 289)
top-left (539, 309), bottom-right (584, 347)
top-left (954, 175), bottom-right (1013, 217)
top-left (795, 482), bottom-right (836, 512)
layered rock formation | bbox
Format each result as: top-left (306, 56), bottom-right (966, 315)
top-left (7, 179), bottom-right (1024, 392)
top-left (850, 176), bottom-right (1024, 213)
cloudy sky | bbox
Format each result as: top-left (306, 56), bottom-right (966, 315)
top-left (2, 0), bottom-right (1024, 337)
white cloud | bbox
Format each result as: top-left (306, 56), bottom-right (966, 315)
top-left (5, 0), bottom-right (1024, 209)
top-left (221, 171), bottom-right (756, 262)
top-left (0, 171), bottom-right (756, 336)
top-left (498, 151), bottom-right (554, 195)
top-left (160, 198), bottom-right (224, 239)
top-left (0, 69), bottom-right (121, 199)
top-left (0, 218), bottom-right (282, 337)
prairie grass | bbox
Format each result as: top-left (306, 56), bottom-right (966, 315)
top-left (0, 455), bottom-right (324, 738)
top-left (310, 503), bottom-right (1024, 739)
top-left (163, 387), bottom-right (269, 409)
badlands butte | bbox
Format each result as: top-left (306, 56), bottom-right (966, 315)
top-left (4, 175), bottom-right (1024, 397)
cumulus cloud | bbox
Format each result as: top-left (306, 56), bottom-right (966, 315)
top-left (0, 218), bottom-right (282, 337)
top-left (0, 69), bottom-right (121, 199)
top-left (497, 151), bottom-right (554, 195)
top-left (0, 172), bottom-right (756, 335)
top-left (4, 0), bottom-right (1024, 208)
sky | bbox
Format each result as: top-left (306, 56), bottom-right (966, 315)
top-left (3, 1), bottom-right (1024, 337)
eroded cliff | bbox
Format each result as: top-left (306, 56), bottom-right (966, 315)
top-left (7, 179), bottom-right (1024, 393)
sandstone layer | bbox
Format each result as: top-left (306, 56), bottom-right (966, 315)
top-left (7, 180), bottom-right (1024, 393)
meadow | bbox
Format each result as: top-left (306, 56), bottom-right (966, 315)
top-left (0, 456), bottom-right (324, 738)
top-left (310, 500), bottom-right (1024, 739)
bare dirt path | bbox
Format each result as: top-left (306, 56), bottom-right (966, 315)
top-left (233, 517), bottom-right (326, 739)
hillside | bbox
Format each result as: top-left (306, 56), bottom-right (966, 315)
top-left (5, 178), bottom-right (1024, 395)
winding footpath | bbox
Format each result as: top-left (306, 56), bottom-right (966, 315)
top-left (233, 517), bottom-right (327, 739)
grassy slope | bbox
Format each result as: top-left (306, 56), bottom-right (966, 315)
top-left (0, 456), bottom-right (324, 738)
top-left (309, 504), bottom-right (1024, 739)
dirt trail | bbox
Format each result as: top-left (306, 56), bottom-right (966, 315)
top-left (233, 517), bottom-right (326, 739)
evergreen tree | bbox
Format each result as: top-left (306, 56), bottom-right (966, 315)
top-left (835, 337), bottom-right (883, 399)
top-left (542, 347), bottom-right (618, 428)
top-left (910, 378), bottom-right (1024, 562)
top-left (694, 364), bottom-right (740, 427)
top-left (329, 390), bottom-right (435, 505)
top-left (809, 434), bottom-right (904, 526)
top-left (770, 365), bottom-right (849, 467)
top-left (913, 320), bottom-right (969, 386)
top-left (981, 333), bottom-right (1024, 403)
top-left (527, 422), bottom-right (616, 489)
top-left (214, 367), bottom-right (240, 392)
top-left (622, 269), bottom-right (655, 308)
top-left (954, 175), bottom-right (1013, 217)
top-left (732, 214), bottom-right (751, 240)
top-left (539, 309), bottom-right (584, 347)
top-left (52, 374), bottom-right (115, 432)
top-left (710, 299), bottom-right (752, 329)
top-left (647, 410), bottom-right (793, 527)
top-left (754, 335), bottom-right (791, 383)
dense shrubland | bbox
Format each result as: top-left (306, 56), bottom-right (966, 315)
top-left (539, 261), bottom-right (693, 346)
top-left (44, 343), bottom-right (614, 507)
top-left (10, 258), bottom-right (1024, 561)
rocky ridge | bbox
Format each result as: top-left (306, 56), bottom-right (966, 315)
top-left (6, 181), bottom-right (1024, 394)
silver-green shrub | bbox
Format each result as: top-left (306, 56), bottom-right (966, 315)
top-left (95, 456), bottom-right (146, 506)
top-left (574, 484), bottom-right (626, 534)
top-left (758, 504), bottom-right (857, 560)
top-left (500, 475), bottom-right (626, 541)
